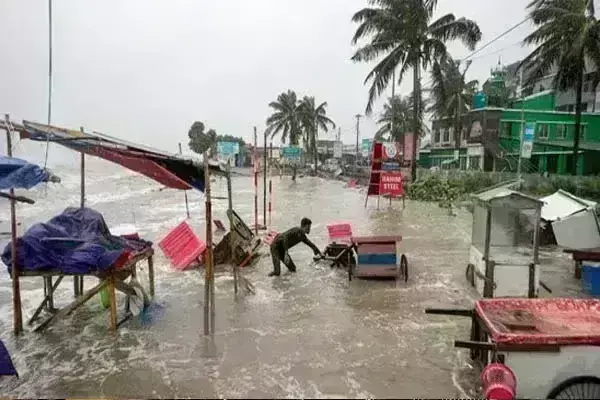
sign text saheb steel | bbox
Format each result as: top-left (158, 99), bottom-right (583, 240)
top-left (379, 172), bottom-right (404, 197)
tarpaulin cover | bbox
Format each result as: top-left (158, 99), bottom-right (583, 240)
top-left (1, 207), bottom-right (152, 274)
top-left (20, 121), bottom-right (222, 192)
top-left (0, 339), bottom-right (17, 377)
top-left (0, 156), bottom-right (49, 190)
top-left (475, 298), bottom-right (600, 346)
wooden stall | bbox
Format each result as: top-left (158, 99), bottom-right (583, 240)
top-left (1, 117), bottom-right (224, 335)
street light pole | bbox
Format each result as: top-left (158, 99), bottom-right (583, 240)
top-left (517, 68), bottom-right (525, 187)
top-left (355, 114), bottom-right (362, 166)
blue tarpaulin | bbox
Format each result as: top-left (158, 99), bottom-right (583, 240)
top-left (0, 156), bottom-right (49, 190)
top-left (2, 207), bottom-right (152, 274)
top-left (0, 339), bottom-right (17, 377)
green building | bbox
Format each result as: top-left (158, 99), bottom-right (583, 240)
top-left (424, 86), bottom-right (600, 175)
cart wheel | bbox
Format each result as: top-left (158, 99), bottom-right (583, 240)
top-left (465, 263), bottom-right (475, 287)
top-left (548, 377), bottom-right (600, 399)
top-left (400, 254), bottom-right (408, 283)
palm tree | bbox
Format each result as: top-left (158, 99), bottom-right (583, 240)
top-left (520, 0), bottom-right (600, 175)
top-left (299, 96), bottom-right (336, 174)
top-left (351, 0), bottom-right (481, 181)
top-left (428, 58), bottom-right (478, 148)
top-left (266, 90), bottom-right (303, 180)
top-left (375, 95), bottom-right (414, 142)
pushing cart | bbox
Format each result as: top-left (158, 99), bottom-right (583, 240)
top-left (426, 298), bottom-right (600, 399)
top-left (319, 224), bottom-right (408, 282)
top-left (465, 182), bottom-right (550, 298)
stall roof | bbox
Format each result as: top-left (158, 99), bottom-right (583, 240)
top-left (3, 120), bottom-right (223, 192)
top-left (540, 189), bottom-right (597, 221)
top-left (472, 180), bottom-right (543, 209)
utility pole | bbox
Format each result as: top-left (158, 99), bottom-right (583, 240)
top-left (355, 114), bottom-right (362, 166)
top-left (391, 70), bottom-right (396, 141)
top-left (517, 68), bottom-right (525, 187)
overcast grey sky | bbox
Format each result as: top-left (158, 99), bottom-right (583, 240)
top-left (1, 0), bottom-right (534, 166)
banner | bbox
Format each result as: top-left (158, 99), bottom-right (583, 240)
top-left (281, 146), bottom-right (302, 161)
top-left (380, 172), bottom-right (403, 197)
top-left (521, 122), bottom-right (535, 159)
top-left (217, 141), bottom-right (239, 161)
top-left (333, 141), bottom-right (343, 158)
top-left (361, 139), bottom-right (372, 157)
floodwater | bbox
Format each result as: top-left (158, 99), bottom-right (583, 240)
top-left (0, 159), bottom-right (581, 398)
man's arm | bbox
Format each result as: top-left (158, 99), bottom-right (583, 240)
top-left (301, 232), bottom-right (321, 255)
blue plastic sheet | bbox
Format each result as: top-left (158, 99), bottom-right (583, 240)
top-left (0, 339), bottom-right (17, 377)
top-left (0, 156), bottom-right (49, 190)
top-left (1, 207), bottom-right (152, 274)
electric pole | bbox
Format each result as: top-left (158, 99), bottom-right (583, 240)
top-left (355, 114), bottom-right (362, 166)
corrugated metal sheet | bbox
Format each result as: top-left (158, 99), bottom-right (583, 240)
top-left (540, 189), bottom-right (597, 221)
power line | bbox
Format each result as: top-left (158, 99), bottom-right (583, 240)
top-left (420, 17), bottom-right (532, 90)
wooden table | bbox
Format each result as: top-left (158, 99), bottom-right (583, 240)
top-left (19, 248), bottom-right (155, 333)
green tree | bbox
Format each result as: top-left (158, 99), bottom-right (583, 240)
top-left (351, 0), bottom-right (481, 180)
top-left (375, 93), bottom-right (429, 142)
top-left (188, 122), bottom-right (246, 164)
top-left (188, 121), bottom-right (217, 155)
top-left (374, 95), bottom-right (412, 142)
top-left (299, 96), bottom-right (336, 174)
top-left (520, 0), bottom-right (600, 175)
top-left (266, 90), bottom-right (303, 180)
top-left (428, 58), bottom-right (478, 148)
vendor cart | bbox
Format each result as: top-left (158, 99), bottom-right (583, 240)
top-left (426, 298), bottom-right (600, 399)
top-left (466, 183), bottom-right (547, 298)
top-left (350, 235), bottom-right (407, 282)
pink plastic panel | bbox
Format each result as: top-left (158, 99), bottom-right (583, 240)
top-left (264, 231), bottom-right (279, 246)
top-left (475, 298), bottom-right (600, 346)
top-left (327, 223), bottom-right (353, 244)
top-left (158, 221), bottom-right (206, 271)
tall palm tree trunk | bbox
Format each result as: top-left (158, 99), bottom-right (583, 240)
top-left (411, 65), bottom-right (420, 182)
top-left (572, 66), bottom-right (585, 175)
top-left (455, 96), bottom-right (462, 150)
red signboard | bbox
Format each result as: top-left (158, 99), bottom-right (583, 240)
top-left (379, 172), bottom-right (403, 197)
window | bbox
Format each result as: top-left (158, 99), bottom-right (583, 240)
top-left (538, 124), bottom-right (549, 139)
top-left (443, 128), bottom-right (450, 142)
top-left (434, 129), bottom-right (441, 143)
top-left (502, 122), bottom-right (512, 137)
top-left (556, 124), bottom-right (566, 139)
top-left (449, 128), bottom-right (455, 143)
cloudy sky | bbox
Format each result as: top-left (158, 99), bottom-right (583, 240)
top-left (1, 0), bottom-right (534, 166)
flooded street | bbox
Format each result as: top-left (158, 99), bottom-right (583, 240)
top-left (0, 161), bottom-right (580, 398)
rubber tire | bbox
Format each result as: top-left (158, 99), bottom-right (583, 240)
top-left (547, 377), bottom-right (600, 399)
top-left (465, 263), bottom-right (475, 288)
top-left (400, 254), bottom-right (408, 283)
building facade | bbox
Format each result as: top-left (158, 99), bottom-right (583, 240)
top-left (423, 65), bottom-right (600, 175)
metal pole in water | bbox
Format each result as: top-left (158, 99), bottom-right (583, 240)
top-left (253, 127), bottom-right (258, 235)
top-left (203, 153), bottom-right (212, 335)
top-left (268, 141), bottom-right (273, 228)
top-left (4, 114), bottom-right (23, 335)
top-left (263, 130), bottom-right (267, 229)
top-left (179, 142), bottom-right (191, 219)
top-left (227, 160), bottom-right (238, 295)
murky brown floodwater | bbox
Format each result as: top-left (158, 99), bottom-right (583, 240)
top-left (0, 160), bottom-right (583, 398)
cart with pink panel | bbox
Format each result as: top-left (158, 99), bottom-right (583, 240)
top-left (319, 224), bottom-right (408, 282)
top-left (426, 298), bottom-right (600, 399)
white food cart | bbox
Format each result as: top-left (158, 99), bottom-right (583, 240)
top-left (465, 183), bottom-right (547, 298)
top-left (427, 298), bottom-right (600, 399)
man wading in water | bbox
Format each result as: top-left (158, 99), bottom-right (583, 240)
top-left (269, 217), bottom-right (321, 277)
